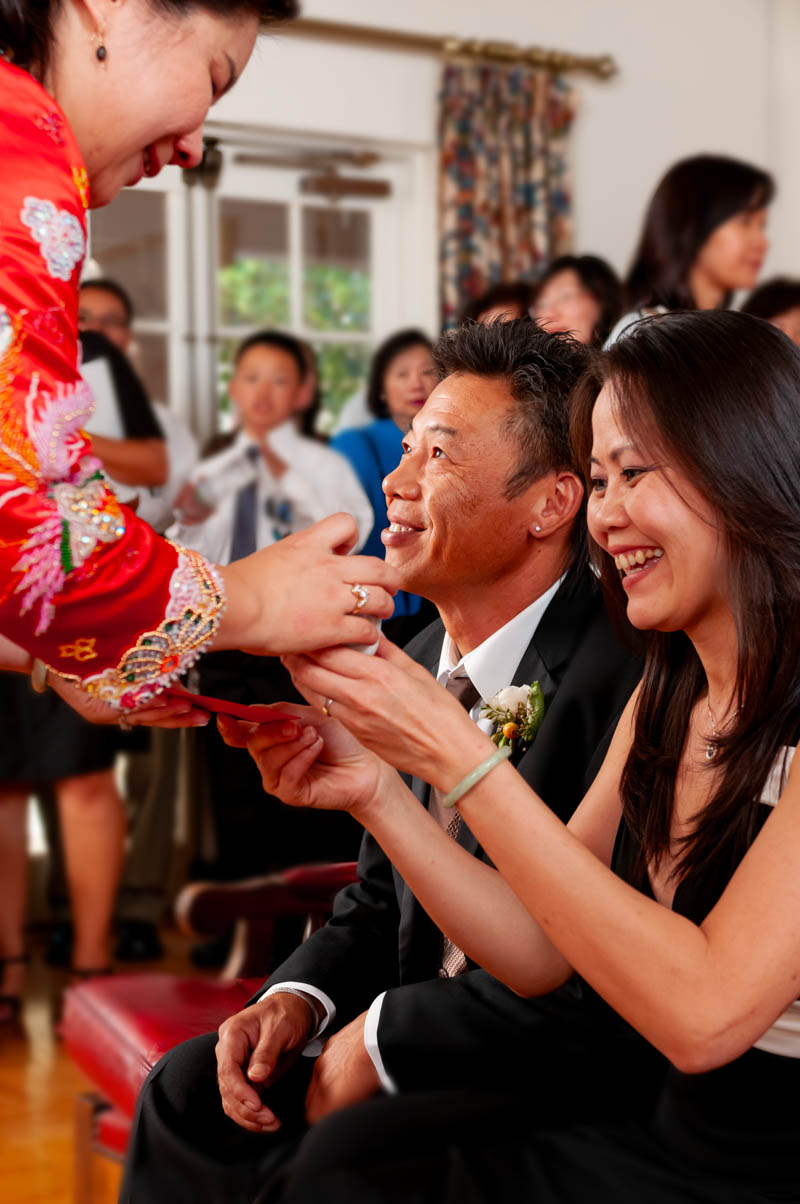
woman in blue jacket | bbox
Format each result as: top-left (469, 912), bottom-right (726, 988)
top-left (332, 330), bottom-right (438, 645)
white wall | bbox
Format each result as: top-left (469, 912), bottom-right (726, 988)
top-left (217, 0), bottom-right (793, 298)
top-left (769, 0), bottom-right (800, 274)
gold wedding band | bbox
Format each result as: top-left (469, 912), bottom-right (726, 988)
top-left (322, 698), bottom-right (334, 717)
top-left (350, 583), bottom-right (369, 613)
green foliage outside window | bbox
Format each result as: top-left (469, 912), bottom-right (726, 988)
top-left (312, 342), bottom-right (372, 431)
top-left (218, 258), bottom-right (290, 327)
top-left (215, 258), bottom-right (373, 429)
top-left (303, 265), bottom-right (371, 332)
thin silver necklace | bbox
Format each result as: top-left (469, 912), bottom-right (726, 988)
top-left (704, 696), bottom-right (739, 761)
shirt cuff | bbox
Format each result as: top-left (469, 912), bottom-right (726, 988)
top-left (364, 992), bottom-right (398, 1094)
top-left (261, 982), bottom-right (336, 1057)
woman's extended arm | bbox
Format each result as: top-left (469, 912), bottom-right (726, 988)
top-left (0, 72), bottom-right (396, 706)
top-left (220, 685), bottom-right (629, 998)
top-left (453, 742), bottom-right (800, 1072)
top-left (284, 638), bottom-right (800, 1072)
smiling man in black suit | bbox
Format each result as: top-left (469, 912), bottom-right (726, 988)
top-left (121, 320), bottom-right (653, 1204)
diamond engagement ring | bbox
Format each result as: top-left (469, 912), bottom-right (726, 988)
top-left (350, 583), bottom-right (369, 613)
top-left (322, 698), bottom-right (334, 717)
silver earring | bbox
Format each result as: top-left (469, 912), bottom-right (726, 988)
top-left (534, 524), bottom-right (542, 533)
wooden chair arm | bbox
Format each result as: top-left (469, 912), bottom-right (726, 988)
top-left (174, 861), bottom-right (359, 979)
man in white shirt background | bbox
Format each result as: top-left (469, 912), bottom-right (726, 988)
top-left (172, 332), bottom-right (372, 965)
top-left (120, 320), bottom-right (656, 1204)
top-left (168, 330), bottom-right (371, 562)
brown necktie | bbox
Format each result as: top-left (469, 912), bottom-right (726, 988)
top-left (439, 667), bottom-right (481, 978)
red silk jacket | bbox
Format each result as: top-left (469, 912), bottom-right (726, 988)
top-left (0, 58), bottom-right (224, 707)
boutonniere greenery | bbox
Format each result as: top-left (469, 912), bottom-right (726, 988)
top-left (481, 682), bottom-right (545, 754)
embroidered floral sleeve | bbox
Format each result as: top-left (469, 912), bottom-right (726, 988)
top-left (0, 60), bottom-right (225, 706)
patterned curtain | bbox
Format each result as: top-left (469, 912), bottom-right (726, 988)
top-left (439, 61), bottom-right (579, 328)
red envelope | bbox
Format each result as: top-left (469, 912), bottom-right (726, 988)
top-left (163, 688), bottom-right (296, 724)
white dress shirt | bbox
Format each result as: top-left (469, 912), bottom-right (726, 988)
top-left (166, 422), bottom-right (373, 563)
top-left (135, 402), bottom-right (199, 533)
top-left (267, 577), bottom-right (563, 1083)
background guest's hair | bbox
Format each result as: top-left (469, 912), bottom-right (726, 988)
top-left (532, 254), bottom-right (622, 345)
top-left (233, 329), bottom-right (307, 379)
top-left (459, 281), bottom-right (533, 325)
top-left (0, 0), bottom-right (298, 73)
top-left (570, 309), bottom-right (800, 884)
top-left (625, 155), bottom-right (774, 311)
top-left (365, 329), bottom-right (433, 419)
top-left (80, 277), bottom-right (135, 325)
top-left (741, 277), bottom-right (800, 323)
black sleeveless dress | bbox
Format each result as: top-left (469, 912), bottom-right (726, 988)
top-left (265, 816), bottom-right (800, 1204)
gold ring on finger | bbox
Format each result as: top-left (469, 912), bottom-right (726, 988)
top-left (322, 698), bottom-right (334, 717)
top-left (350, 583), bottom-right (369, 614)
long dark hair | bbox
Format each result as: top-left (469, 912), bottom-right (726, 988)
top-left (532, 254), bottom-right (622, 345)
top-left (625, 155), bottom-right (774, 312)
top-left (570, 310), bottom-right (800, 884)
top-left (0, 0), bottom-right (297, 73)
top-left (365, 329), bottom-right (433, 419)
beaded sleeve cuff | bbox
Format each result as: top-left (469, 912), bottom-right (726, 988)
top-left (51, 547), bottom-right (225, 709)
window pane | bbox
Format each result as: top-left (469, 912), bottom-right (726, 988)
top-left (303, 208), bottom-right (371, 332)
top-left (312, 341), bottom-right (371, 424)
top-left (215, 336), bottom-right (238, 430)
top-left (130, 333), bottom-right (168, 405)
top-left (89, 191), bottom-right (167, 319)
top-left (218, 200), bottom-right (289, 327)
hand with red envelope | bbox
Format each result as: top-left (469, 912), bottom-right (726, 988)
top-left (116, 514), bottom-right (395, 729)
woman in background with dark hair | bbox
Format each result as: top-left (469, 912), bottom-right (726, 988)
top-left (460, 281), bottom-right (533, 325)
top-left (331, 330), bottom-right (439, 645)
top-left (607, 154), bottom-right (773, 344)
top-left (741, 277), bottom-right (800, 347)
top-left (240, 310), bottom-right (800, 1203)
top-left (532, 254), bottom-right (621, 345)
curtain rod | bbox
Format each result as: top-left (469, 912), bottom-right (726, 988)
top-left (282, 17), bottom-right (617, 80)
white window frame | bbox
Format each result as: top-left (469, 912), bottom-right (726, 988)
top-left (90, 128), bottom-right (437, 444)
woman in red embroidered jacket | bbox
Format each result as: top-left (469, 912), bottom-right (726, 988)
top-left (0, 1), bottom-right (397, 1015)
top-left (0, 0), bottom-right (395, 712)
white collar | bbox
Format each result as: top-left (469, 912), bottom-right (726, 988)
top-left (436, 576), bottom-right (563, 703)
top-left (233, 419), bottom-right (298, 457)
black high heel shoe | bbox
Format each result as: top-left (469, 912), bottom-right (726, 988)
top-left (0, 952), bottom-right (29, 1024)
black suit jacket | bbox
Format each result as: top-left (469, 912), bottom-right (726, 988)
top-left (264, 568), bottom-right (644, 1092)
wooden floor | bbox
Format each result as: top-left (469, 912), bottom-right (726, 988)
top-left (0, 930), bottom-right (202, 1204)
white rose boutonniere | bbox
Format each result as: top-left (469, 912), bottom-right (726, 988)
top-left (481, 681), bottom-right (546, 754)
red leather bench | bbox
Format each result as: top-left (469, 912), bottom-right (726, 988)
top-left (60, 861), bottom-right (359, 1203)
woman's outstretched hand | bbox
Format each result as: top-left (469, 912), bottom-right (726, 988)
top-left (0, 634), bottom-right (211, 728)
top-left (216, 702), bottom-right (392, 818)
top-left (217, 513), bottom-right (399, 657)
top-left (282, 636), bottom-right (488, 788)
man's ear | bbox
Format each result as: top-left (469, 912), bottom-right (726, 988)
top-left (529, 471), bottom-right (584, 537)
